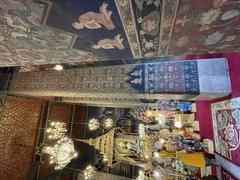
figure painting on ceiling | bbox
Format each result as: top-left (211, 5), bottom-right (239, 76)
top-left (92, 34), bottom-right (125, 50)
top-left (72, 2), bottom-right (115, 30)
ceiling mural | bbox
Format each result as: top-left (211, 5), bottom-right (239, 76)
top-left (0, 0), bottom-right (240, 67)
top-left (0, 0), bottom-right (100, 66)
top-left (45, 0), bottom-right (133, 60)
top-left (168, 0), bottom-right (240, 55)
top-left (131, 0), bottom-right (162, 57)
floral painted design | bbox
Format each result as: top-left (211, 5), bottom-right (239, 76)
top-left (158, 0), bottom-right (178, 56)
top-left (221, 168), bottom-right (238, 180)
top-left (116, 0), bottom-right (142, 58)
top-left (217, 110), bottom-right (229, 129)
top-left (142, 19), bottom-right (157, 34)
top-left (200, 8), bottom-right (221, 26)
top-left (224, 123), bottom-right (239, 148)
top-left (213, 0), bottom-right (230, 8)
top-left (225, 35), bottom-right (236, 42)
top-left (140, 11), bottom-right (160, 36)
top-left (176, 36), bottom-right (189, 47)
top-left (221, 10), bottom-right (240, 20)
top-left (118, 0), bottom-right (128, 7)
top-left (212, 98), bottom-right (240, 166)
top-left (132, 0), bottom-right (161, 57)
top-left (168, 1), bottom-right (240, 56)
top-left (232, 109), bottom-right (240, 127)
top-left (204, 31), bottom-right (224, 46)
top-left (144, 41), bottom-right (154, 49)
top-left (219, 136), bottom-right (229, 158)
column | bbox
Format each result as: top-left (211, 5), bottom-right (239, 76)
top-left (9, 58), bottom-right (231, 101)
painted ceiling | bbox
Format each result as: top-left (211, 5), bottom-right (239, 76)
top-left (1, 0), bottom-right (240, 67)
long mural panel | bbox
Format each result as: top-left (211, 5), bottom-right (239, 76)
top-left (1, 0), bottom-right (240, 67)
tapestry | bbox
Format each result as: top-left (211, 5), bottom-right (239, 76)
top-left (211, 97), bottom-right (240, 166)
top-left (221, 168), bottom-right (238, 180)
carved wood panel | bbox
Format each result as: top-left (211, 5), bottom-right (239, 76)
top-left (0, 96), bottom-right (43, 180)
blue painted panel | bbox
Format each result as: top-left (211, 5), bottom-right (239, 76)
top-left (46, 0), bottom-right (133, 60)
top-left (127, 61), bottom-right (200, 94)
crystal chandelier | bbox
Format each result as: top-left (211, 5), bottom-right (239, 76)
top-left (88, 118), bottom-right (100, 131)
top-left (46, 121), bottom-right (67, 140)
top-left (102, 155), bottom-right (108, 163)
top-left (84, 165), bottom-right (96, 180)
top-left (42, 121), bottom-right (77, 170)
top-left (42, 137), bottom-right (78, 170)
top-left (103, 118), bottom-right (113, 129)
top-left (137, 170), bottom-right (145, 180)
top-left (138, 124), bottom-right (145, 138)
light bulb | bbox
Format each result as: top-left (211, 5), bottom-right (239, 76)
top-left (175, 121), bottom-right (183, 128)
top-left (160, 138), bottom-right (165, 144)
top-left (154, 152), bottom-right (160, 158)
top-left (53, 65), bottom-right (63, 71)
top-left (74, 152), bottom-right (78, 157)
top-left (153, 170), bottom-right (160, 178)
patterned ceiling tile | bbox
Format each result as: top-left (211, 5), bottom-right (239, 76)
top-left (168, 0), bottom-right (240, 56)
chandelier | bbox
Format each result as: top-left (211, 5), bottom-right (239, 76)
top-left (103, 118), bottom-right (113, 129)
top-left (46, 121), bottom-right (67, 140)
top-left (138, 124), bottom-right (145, 138)
top-left (43, 137), bottom-right (78, 170)
top-left (137, 170), bottom-right (145, 180)
top-left (84, 165), bottom-right (96, 180)
top-left (88, 118), bottom-right (100, 131)
top-left (42, 121), bottom-right (77, 170)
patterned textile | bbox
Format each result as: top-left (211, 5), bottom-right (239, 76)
top-left (211, 97), bottom-right (240, 166)
top-left (128, 61), bottom-right (199, 94)
top-left (221, 168), bottom-right (238, 180)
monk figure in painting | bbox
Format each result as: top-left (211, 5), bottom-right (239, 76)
top-left (72, 2), bottom-right (115, 30)
top-left (92, 34), bottom-right (125, 50)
